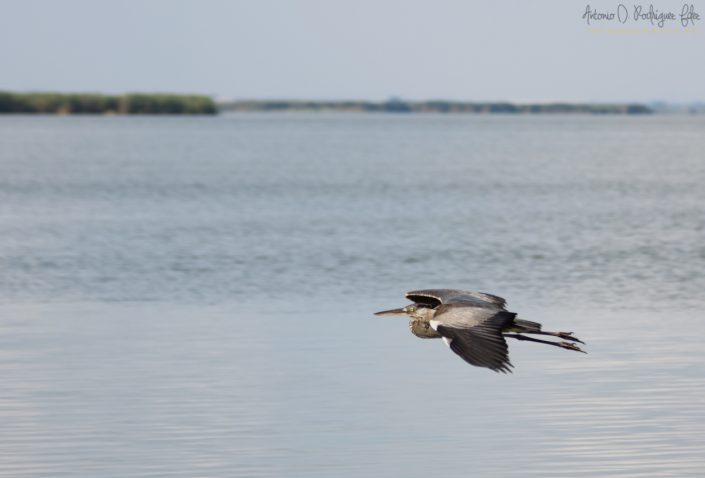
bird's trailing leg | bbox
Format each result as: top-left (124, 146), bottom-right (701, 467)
top-left (527, 330), bottom-right (585, 345)
top-left (504, 333), bottom-right (586, 353)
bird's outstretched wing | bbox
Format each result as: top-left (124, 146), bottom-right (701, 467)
top-left (432, 308), bottom-right (515, 373)
top-left (406, 289), bottom-right (507, 309)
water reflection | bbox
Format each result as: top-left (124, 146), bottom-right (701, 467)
top-left (1, 303), bottom-right (704, 477)
top-left (1, 115), bottom-right (704, 476)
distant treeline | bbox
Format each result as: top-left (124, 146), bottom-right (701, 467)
top-left (0, 92), bottom-right (217, 115)
top-left (0, 93), bottom-right (655, 115)
top-left (219, 100), bottom-right (653, 115)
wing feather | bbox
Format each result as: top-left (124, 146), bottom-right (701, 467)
top-left (406, 289), bottom-right (507, 309)
top-left (435, 310), bottom-right (515, 373)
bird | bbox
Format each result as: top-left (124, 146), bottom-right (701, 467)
top-left (375, 289), bottom-right (585, 373)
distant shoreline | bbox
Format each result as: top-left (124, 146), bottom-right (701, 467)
top-left (0, 92), bottom-right (666, 115)
top-left (0, 92), bottom-right (216, 115)
top-left (218, 99), bottom-right (653, 115)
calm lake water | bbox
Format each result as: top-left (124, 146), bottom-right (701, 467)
top-left (1, 114), bottom-right (704, 477)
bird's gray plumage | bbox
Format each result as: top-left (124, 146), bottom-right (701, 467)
top-left (375, 289), bottom-right (585, 373)
top-left (406, 289), bottom-right (506, 309)
top-left (409, 318), bottom-right (441, 339)
top-left (432, 305), bottom-right (515, 372)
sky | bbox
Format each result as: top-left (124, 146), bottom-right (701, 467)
top-left (0, 0), bottom-right (703, 102)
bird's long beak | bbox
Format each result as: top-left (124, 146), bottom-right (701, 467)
top-left (374, 307), bottom-right (408, 317)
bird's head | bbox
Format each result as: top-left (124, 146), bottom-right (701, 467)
top-left (374, 303), bottom-right (435, 320)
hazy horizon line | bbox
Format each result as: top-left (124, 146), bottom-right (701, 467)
top-left (3, 89), bottom-right (703, 105)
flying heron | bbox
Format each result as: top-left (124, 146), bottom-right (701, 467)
top-left (375, 289), bottom-right (585, 373)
